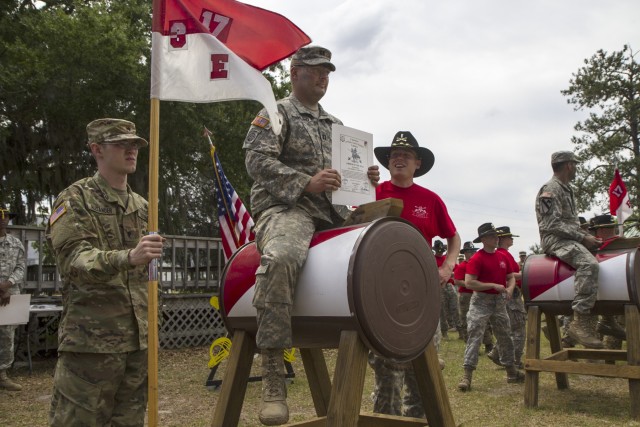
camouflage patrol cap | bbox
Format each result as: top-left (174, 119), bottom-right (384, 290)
top-left (86, 118), bottom-right (148, 148)
top-left (519, 251), bottom-right (527, 256)
top-left (551, 151), bottom-right (579, 165)
top-left (291, 46), bottom-right (336, 71)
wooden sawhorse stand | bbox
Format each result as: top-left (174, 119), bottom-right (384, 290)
top-left (524, 304), bottom-right (640, 419)
top-left (211, 329), bottom-right (455, 427)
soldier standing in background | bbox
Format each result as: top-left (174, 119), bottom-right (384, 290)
top-left (243, 46), bottom-right (380, 425)
top-left (0, 206), bottom-right (25, 391)
top-left (487, 226), bottom-right (526, 369)
top-left (46, 119), bottom-right (164, 426)
top-left (458, 223), bottom-right (525, 391)
top-left (434, 240), bottom-right (460, 339)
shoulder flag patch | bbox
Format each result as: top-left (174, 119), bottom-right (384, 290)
top-left (49, 203), bottom-right (67, 226)
top-left (251, 115), bottom-right (270, 128)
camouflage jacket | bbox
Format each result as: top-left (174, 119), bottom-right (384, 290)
top-left (46, 172), bottom-right (149, 353)
top-left (0, 233), bottom-right (25, 295)
top-left (243, 95), bottom-right (350, 222)
top-left (535, 175), bottom-right (586, 251)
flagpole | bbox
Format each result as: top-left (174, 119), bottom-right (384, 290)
top-left (205, 130), bottom-right (240, 248)
top-left (147, 97), bottom-right (160, 427)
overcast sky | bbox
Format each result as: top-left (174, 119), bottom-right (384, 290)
top-left (245, 0), bottom-right (639, 257)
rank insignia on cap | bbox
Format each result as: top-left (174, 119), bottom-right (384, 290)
top-left (251, 115), bottom-right (270, 128)
top-left (49, 203), bottom-right (67, 226)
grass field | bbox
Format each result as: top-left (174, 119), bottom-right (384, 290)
top-left (1, 332), bottom-right (640, 426)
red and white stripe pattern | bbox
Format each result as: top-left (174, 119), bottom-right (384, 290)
top-left (212, 150), bottom-right (254, 260)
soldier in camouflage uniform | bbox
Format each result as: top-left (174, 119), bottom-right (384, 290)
top-left (535, 151), bottom-right (605, 348)
top-left (243, 46), bottom-right (380, 425)
top-left (46, 119), bottom-right (164, 427)
top-left (435, 240), bottom-right (461, 339)
top-left (487, 226), bottom-right (527, 369)
top-left (0, 206), bottom-right (26, 391)
top-left (458, 223), bottom-right (525, 392)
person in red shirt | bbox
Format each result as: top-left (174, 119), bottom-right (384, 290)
top-left (458, 223), bottom-right (525, 391)
top-left (369, 131), bottom-right (461, 417)
top-left (434, 240), bottom-right (461, 339)
top-left (486, 226), bottom-right (527, 369)
top-left (454, 241), bottom-right (493, 350)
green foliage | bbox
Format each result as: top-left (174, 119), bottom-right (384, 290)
top-left (0, 0), bottom-right (291, 236)
top-left (561, 45), bottom-right (640, 215)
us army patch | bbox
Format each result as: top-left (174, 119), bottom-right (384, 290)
top-left (49, 203), bottom-right (67, 225)
top-left (251, 115), bottom-right (270, 128)
top-left (538, 197), bottom-right (553, 215)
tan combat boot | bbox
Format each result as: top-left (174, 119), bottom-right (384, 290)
top-left (567, 312), bottom-right (604, 349)
top-left (457, 368), bottom-right (473, 392)
top-left (505, 365), bottom-right (525, 383)
top-left (259, 349), bottom-right (289, 426)
top-left (0, 369), bottom-right (22, 391)
top-left (596, 315), bottom-right (626, 340)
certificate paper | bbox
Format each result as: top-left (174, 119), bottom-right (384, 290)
top-left (0, 294), bottom-right (31, 325)
top-left (331, 124), bottom-right (374, 206)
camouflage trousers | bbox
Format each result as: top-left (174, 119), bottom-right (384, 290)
top-left (440, 283), bottom-right (460, 332)
top-left (458, 293), bottom-right (493, 346)
top-left (49, 350), bottom-right (147, 427)
top-left (493, 288), bottom-right (526, 364)
top-left (0, 324), bottom-right (16, 370)
top-left (463, 292), bottom-right (514, 369)
top-left (253, 205), bottom-right (338, 350)
top-left (546, 240), bottom-right (599, 314)
top-left (368, 353), bottom-right (425, 418)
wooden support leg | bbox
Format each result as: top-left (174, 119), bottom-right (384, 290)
top-left (211, 330), bottom-right (256, 427)
top-left (524, 306), bottom-right (541, 408)
top-left (545, 312), bottom-right (569, 389)
top-left (411, 340), bottom-right (456, 427)
top-left (626, 305), bottom-right (640, 420)
top-left (300, 348), bottom-right (332, 417)
top-left (326, 330), bottom-right (368, 427)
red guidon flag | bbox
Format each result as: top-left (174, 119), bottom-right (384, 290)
top-left (151, 0), bottom-right (311, 135)
top-left (609, 168), bottom-right (633, 223)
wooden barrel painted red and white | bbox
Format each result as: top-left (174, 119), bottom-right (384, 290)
top-left (219, 217), bottom-right (440, 361)
top-left (522, 238), bottom-right (640, 315)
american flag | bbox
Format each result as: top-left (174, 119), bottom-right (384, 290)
top-left (211, 147), bottom-right (255, 260)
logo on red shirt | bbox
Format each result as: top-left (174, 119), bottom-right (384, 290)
top-left (412, 206), bottom-right (427, 219)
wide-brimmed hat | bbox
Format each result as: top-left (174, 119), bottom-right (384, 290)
top-left (473, 222), bottom-right (498, 243)
top-left (87, 118), bottom-right (148, 148)
top-left (496, 226), bottom-right (519, 238)
top-left (460, 241), bottom-right (478, 254)
top-left (589, 214), bottom-right (616, 230)
top-left (374, 131), bottom-right (435, 177)
top-left (433, 240), bottom-right (447, 253)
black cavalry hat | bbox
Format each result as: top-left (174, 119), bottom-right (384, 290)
top-left (473, 222), bottom-right (498, 243)
top-left (496, 226), bottom-right (519, 238)
top-left (374, 131), bottom-right (435, 177)
top-left (460, 241), bottom-right (479, 254)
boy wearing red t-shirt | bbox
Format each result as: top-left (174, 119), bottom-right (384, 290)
top-left (455, 241), bottom-right (493, 349)
top-left (369, 131), bottom-right (461, 417)
top-left (458, 223), bottom-right (525, 391)
top-left (487, 226), bottom-right (527, 369)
